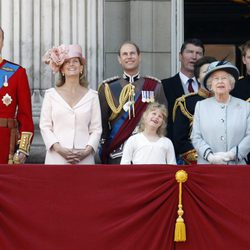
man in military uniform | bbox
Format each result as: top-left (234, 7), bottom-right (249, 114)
top-left (172, 56), bottom-right (216, 164)
top-left (98, 41), bottom-right (167, 164)
top-left (231, 40), bottom-right (250, 164)
top-left (0, 27), bottom-right (34, 164)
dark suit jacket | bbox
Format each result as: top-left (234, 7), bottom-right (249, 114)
top-left (230, 74), bottom-right (250, 164)
top-left (173, 92), bottom-right (205, 155)
top-left (231, 74), bottom-right (250, 101)
top-left (162, 73), bottom-right (185, 141)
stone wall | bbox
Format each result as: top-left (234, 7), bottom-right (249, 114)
top-left (104, 0), bottom-right (172, 80)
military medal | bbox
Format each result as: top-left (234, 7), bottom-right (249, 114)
top-left (150, 91), bottom-right (155, 102)
top-left (3, 75), bottom-right (8, 87)
top-left (146, 91), bottom-right (150, 103)
top-left (142, 90), bottom-right (146, 102)
top-left (2, 93), bottom-right (12, 106)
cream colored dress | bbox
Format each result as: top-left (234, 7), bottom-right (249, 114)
top-left (120, 133), bottom-right (177, 164)
top-left (40, 88), bottom-right (102, 164)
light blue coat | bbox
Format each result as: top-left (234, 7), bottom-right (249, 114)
top-left (191, 96), bottom-right (250, 164)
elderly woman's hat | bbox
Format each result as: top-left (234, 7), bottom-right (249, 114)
top-left (43, 44), bottom-right (86, 73)
top-left (203, 61), bottom-right (239, 90)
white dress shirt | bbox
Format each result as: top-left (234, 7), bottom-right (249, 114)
top-left (179, 72), bottom-right (198, 94)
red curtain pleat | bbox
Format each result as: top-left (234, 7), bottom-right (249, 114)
top-left (0, 165), bottom-right (249, 250)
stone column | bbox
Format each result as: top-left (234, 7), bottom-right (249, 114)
top-left (171, 0), bottom-right (184, 75)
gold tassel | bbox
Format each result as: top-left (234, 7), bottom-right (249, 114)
top-left (174, 170), bottom-right (188, 242)
top-left (128, 83), bottom-right (135, 119)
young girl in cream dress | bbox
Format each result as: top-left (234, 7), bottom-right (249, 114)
top-left (120, 102), bottom-right (176, 165)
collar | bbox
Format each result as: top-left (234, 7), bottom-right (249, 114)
top-left (123, 72), bottom-right (140, 83)
top-left (179, 72), bottom-right (196, 86)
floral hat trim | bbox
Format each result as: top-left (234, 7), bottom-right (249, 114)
top-left (43, 44), bottom-right (86, 74)
top-left (42, 44), bottom-right (69, 73)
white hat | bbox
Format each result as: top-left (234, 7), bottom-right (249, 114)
top-left (203, 61), bottom-right (239, 90)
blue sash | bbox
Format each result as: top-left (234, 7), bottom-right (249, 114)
top-left (0, 61), bottom-right (20, 88)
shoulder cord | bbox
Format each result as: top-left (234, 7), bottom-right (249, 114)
top-left (104, 83), bottom-right (134, 121)
top-left (173, 98), bottom-right (193, 122)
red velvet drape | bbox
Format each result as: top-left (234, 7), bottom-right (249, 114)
top-left (176, 165), bottom-right (250, 250)
top-left (0, 165), bottom-right (249, 250)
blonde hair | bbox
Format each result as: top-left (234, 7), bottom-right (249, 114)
top-left (139, 102), bottom-right (168, 137)
top-left (56, 58), bottom-right (88, 87)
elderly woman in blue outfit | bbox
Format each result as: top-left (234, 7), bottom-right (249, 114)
top-left (191, 61), bottom-right (250, 164)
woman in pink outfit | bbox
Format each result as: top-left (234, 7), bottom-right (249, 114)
top-left (40, 44), bottom-right (102, 164)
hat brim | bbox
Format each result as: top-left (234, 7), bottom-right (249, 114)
top-left (203, 65), bottom-right (239, 90)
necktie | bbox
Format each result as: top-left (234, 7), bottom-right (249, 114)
top-left (188, 79), bottom-right (194, 93)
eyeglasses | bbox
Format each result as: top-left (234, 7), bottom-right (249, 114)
top-left (211, 76), bottom-right (229, 83)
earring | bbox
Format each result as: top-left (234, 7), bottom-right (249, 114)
top-left (80, 71), bottom-right (83, 75)
top-left (62, 73), bottom-right (65, 76)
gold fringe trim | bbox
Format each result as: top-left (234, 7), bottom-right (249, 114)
top-left (174, 170), bottom-right (188, 242)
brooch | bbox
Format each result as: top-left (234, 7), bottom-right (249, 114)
top-left (2, 93), bottom-right (12, 106)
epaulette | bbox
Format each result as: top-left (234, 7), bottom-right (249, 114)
top-left (176, 92), bottom-right (196, 103)
top-left (102, 76), bottom-right (120, 84)
top-left (246, 97), bottom-right (250, 103)
top-left (144, 75), bottom-right (161, 83)
top-left (239, 75), bottom-right (244, 80)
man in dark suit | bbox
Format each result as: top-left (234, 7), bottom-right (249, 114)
top-left (231, 40), bottom-right (250, 101)
top-left (230, 40), bottom-right (250, 164)
top-left (162, 38), bottom-right (204, 142)
top-left (172, 56), bottom-right (216, 165)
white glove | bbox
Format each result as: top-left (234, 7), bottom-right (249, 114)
top-left (214, 151), bottom-right (236, 162)
top-left (207, 153), bottom-right (227, 164)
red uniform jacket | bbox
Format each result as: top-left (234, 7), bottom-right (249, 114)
top-left (0, 59), bottom-right (34, 164)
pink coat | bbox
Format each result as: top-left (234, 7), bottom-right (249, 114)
top-left (39, 88), bottom-right (102, 164)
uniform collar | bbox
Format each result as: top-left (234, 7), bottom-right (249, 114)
top-left (123, 71), bottom-right (140, 83)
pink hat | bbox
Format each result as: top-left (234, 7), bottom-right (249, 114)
top-left (43, 44), bottom-right (86, 73)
